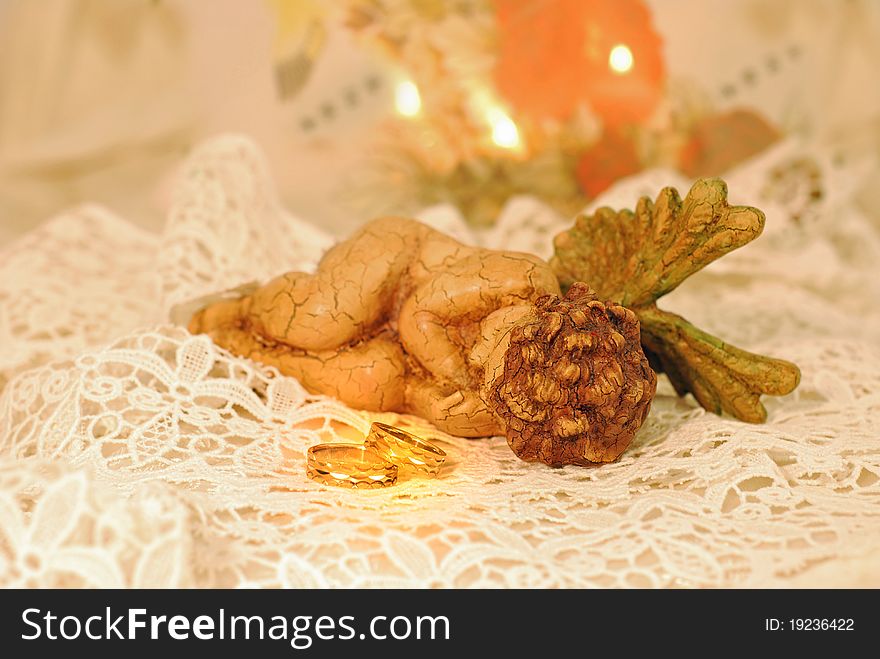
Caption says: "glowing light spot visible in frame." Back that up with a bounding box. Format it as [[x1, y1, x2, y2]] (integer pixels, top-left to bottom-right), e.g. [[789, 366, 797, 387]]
[[488, 107, 521, 149], [609, 44, 634, 74], [394, 80, 421, 116]]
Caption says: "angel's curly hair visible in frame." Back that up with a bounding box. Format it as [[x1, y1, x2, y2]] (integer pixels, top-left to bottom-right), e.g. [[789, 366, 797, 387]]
[[486, 282, 656, 466]]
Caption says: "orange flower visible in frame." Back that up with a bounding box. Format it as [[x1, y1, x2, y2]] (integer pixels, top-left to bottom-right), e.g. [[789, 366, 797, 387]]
[[493, 0, 665, 126]]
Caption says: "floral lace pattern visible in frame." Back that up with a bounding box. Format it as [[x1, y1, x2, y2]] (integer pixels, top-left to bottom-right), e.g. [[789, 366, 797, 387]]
[[1, 135, 879, 588]]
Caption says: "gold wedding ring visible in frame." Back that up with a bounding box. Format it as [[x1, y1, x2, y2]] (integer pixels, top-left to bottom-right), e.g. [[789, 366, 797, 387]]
[[365, 422, 447, 476], [307, 443, 398, 488]]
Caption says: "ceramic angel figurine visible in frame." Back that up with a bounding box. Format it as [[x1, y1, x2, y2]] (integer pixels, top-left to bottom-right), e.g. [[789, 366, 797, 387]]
[[190, 179, 800, 466]]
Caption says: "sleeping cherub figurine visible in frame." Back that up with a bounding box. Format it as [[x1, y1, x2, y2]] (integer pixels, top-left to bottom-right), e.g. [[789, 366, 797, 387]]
[[188, 217, 656, 467]]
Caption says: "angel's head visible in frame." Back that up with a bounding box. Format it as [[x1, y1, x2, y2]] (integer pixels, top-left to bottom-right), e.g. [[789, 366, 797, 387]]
[[484, 283, 656, 466]]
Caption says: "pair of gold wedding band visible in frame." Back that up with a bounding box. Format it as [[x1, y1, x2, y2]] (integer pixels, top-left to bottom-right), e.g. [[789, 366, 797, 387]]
[[307, 422, 447, 489]]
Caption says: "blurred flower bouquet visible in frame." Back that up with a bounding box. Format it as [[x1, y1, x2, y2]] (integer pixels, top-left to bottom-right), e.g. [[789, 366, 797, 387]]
[[344, 0, 780, 225]]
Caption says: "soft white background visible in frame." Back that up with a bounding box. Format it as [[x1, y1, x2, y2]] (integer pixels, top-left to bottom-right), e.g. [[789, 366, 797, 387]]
[[1, 0, 879, 243]]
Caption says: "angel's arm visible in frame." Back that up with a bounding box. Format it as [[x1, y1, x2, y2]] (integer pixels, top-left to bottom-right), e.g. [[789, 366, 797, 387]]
[[398, 251, 560, 386]]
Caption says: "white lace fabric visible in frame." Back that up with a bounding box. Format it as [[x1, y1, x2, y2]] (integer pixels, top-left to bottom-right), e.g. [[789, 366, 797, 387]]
[[1, 135, 879, 588]]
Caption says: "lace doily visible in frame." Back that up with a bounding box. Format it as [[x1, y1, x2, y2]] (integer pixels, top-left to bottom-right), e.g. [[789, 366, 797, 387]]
[[1, 135, 879, 588]]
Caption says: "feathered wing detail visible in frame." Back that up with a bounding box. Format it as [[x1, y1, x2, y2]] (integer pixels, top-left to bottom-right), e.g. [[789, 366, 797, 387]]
[[639, 305, 800, 423], [551, 178, 800, 423]]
